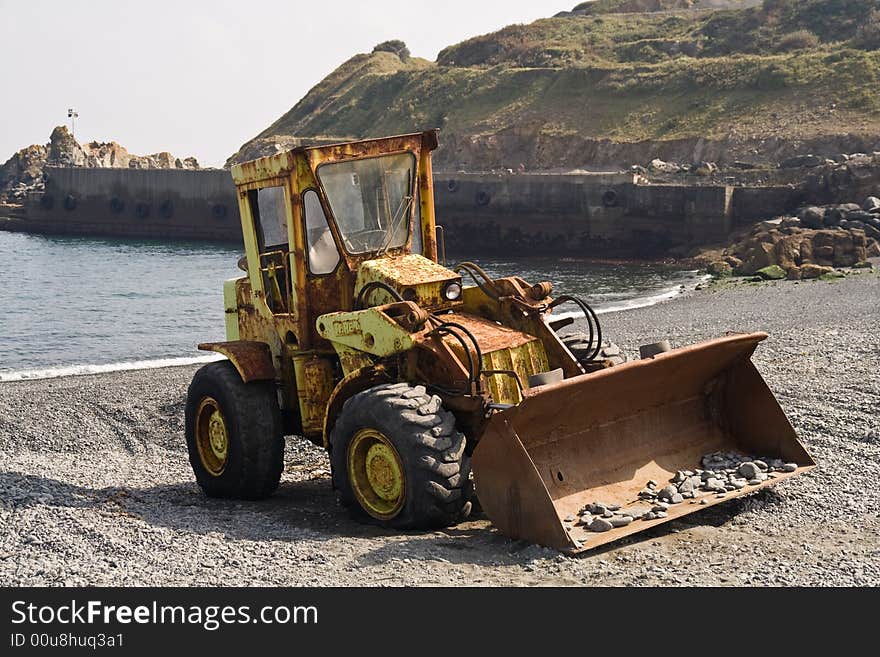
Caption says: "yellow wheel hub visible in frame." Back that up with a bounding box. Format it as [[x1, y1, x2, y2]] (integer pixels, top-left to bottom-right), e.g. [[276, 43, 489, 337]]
[[195, 397, 229, 476], [347, 428, 405, 520]]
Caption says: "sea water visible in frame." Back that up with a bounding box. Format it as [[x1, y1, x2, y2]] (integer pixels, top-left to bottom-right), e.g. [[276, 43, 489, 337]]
[[0, 231, 704, 380]]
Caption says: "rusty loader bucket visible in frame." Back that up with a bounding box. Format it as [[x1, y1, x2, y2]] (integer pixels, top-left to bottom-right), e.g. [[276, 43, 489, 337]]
[[471, 332, 815, 552]]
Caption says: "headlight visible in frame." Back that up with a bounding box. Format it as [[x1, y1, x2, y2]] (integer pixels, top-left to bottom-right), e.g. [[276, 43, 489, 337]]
[[444, 281, 462, 301]]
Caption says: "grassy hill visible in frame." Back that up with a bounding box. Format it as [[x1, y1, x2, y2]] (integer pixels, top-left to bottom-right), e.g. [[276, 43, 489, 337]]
[[228, 0, 880, 169]]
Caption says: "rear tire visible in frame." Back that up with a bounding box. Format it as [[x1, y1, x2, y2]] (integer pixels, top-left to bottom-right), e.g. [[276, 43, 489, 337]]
[[185, 361, 283, 500], [330, 382, 469, 529]]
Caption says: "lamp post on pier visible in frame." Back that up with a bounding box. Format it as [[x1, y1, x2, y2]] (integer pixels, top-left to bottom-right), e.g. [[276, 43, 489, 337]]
[[67, 108, 78, 138]]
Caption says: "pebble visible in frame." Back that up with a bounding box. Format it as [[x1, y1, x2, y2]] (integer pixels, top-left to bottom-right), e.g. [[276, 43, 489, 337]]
[[783, 463, 798, 473], [655, 511, 668, 518], [564, 515, 575, 523], [657, 485, 677, 501], [587, 502, 607, 514], [602, 511, 614, 518], [738, 462, 761, 479], [652, 503, 669, 512], [643, 512, 657, 521], [669, 493, 683, 504], [588, 518, 614, 533], [606, 504, 621, 512], [753, 460, 768, 471], [610, 516, 633, 528], [647, 480, 658, 488], [748, 478, 762, 486], [700, 499, 708, 505]]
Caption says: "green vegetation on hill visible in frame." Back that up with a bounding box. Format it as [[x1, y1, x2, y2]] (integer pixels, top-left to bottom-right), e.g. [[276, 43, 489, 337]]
[[228, 0, 880, 168]]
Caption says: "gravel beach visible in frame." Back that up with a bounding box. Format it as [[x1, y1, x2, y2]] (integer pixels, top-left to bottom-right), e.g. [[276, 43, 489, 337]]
[[1, 271, 878, 586]]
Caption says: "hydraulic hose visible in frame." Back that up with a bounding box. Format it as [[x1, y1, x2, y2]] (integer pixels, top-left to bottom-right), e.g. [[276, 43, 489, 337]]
[[429, 319, 484, 386], [547, 295, 602, 363], [354, 281, 404, 310], [453, 262, 499, 300]]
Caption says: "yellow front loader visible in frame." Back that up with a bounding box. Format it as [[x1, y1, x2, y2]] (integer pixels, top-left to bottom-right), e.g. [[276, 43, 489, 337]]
[[184, 130, 814, 552]]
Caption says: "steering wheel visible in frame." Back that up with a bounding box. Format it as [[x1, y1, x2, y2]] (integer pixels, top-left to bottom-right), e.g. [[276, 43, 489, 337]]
[[344, 229, 387, 253]]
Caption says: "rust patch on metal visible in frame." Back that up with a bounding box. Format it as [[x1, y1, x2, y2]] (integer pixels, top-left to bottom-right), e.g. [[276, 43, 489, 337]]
[[198, 341, 276, 383]]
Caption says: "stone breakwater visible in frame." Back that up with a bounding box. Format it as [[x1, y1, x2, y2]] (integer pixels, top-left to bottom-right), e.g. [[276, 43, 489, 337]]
[[708, 195, 880, 280]]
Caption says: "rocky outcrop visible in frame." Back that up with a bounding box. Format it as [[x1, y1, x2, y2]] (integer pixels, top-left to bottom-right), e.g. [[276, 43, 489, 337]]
[[0, 144, 48, 197], [1, 126, 200, 195], [709, 196, 880, 278]]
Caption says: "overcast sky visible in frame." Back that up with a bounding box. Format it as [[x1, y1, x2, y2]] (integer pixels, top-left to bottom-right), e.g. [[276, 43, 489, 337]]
[[0, 0, 565, 167]]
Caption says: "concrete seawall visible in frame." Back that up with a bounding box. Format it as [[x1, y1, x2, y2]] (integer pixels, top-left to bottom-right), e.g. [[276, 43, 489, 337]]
[[20, 167, 241, 242], [434, 172, 802, 256], [3, 167, 804, 255]]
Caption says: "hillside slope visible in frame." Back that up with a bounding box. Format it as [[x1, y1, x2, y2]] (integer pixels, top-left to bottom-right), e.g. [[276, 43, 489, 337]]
[[228, 0, 880, 169]]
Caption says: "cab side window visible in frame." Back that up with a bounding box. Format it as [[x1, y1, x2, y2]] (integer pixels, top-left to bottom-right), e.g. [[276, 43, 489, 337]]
[[304, 190, 340, 275], [250, 186, 288, 250]]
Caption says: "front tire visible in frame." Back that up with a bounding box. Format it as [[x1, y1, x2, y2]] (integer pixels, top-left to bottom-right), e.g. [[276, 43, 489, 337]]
[[330, 383, 469, 529], [185, 361, 283, 500]]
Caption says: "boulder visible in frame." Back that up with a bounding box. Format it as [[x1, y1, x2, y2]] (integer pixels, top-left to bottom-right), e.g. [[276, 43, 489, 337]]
[[798, 206, 824, 229], [774, 235, 803, 269], [847, 210, 875, 222], [759, 217, 784, 231], [707, 260, 733, 277], [737, 242, 775, 275], [649, 158, 681, 174], [723, 255, 743, 270], [780, 154, 824, 169], [823, 208, 843, 227], [693, 161, 718, 177], [801, 264, 833, 279], [756, 265, 786, 280]]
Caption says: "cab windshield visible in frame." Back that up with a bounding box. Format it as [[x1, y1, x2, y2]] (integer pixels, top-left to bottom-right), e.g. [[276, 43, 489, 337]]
[[316, 153, 415, 254]]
